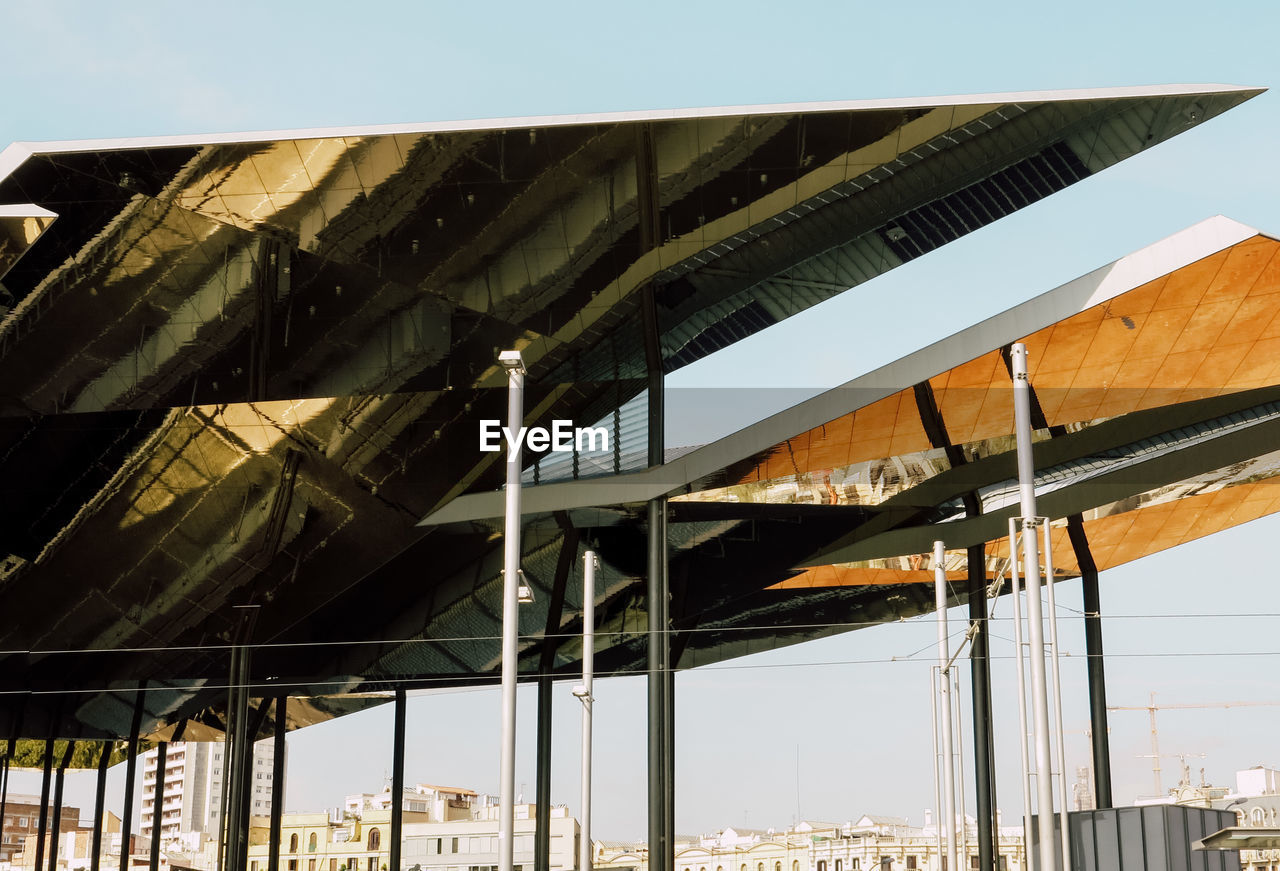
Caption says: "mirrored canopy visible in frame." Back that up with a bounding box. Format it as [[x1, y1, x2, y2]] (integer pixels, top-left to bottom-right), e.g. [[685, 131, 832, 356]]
[[0, 86, 1261, 742]]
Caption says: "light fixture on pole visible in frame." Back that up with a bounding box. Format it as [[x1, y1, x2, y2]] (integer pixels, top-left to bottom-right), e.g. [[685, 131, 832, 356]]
[[497, 348, 525, 871], [516, 570, 535, 604]]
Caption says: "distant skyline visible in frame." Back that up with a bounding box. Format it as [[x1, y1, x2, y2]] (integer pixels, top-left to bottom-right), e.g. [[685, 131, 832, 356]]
[[3, 0, 1279, 844]]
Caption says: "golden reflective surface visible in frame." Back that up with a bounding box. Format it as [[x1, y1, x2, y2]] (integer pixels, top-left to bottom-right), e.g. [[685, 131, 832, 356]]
[[0, 88, 1262, 738]]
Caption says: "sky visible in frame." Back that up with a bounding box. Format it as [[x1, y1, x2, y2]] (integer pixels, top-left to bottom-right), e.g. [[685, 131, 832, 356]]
[[3, 0, 1280, 844]]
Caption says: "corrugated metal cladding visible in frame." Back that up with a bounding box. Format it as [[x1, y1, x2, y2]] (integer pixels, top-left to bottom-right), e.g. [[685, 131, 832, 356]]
[[1028, 806, 1239, 871]]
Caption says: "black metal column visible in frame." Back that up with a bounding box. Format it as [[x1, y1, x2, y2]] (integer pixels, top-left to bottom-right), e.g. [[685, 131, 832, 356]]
[[0, 737, 11, 859], [968, 543, 997, 871], [92, 741, 112, 871], [269, 696, 286, 871], [1069, 517, 1112, 808], [224, 606, 259, 871], [49, 742, 71, 871], [390, 688, 406, 871], [637, 118, 672, 871], [34, 736, 54, 871], [535, 519, 577, 871], [120, 686, 145, 871], [149, 742, 167, 871]]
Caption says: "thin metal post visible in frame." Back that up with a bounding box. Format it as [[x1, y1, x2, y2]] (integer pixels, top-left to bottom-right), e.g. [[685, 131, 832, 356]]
[[35, 736, 54, 871], [647, 497, 669, 871], [121, 687, 145, 871], [1010, 343, 1059, 871], [1008, 519, 1033, 871], [225, 606, 258, 871], [0, 748, 8, 864], [1041, 523, 1071, 870], [390, 688, 406, 871], [935, 542, 957, 871], [535, 671, 553, 871], [931, 668, 944, 867], [49, 742, 71, 871], [953, 668, 968, 869], [1070, 515, 1113, 809], [269, 697, 286, 871], [149, 742, 168, 871], [968, 542, 996, 871], [498, 349, 526, 871], [576, 551, 598, 871], [92, 741, 112, 871]]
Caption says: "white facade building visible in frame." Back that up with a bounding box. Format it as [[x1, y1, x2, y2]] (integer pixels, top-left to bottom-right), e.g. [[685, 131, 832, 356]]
[[141, 741, 282, 843]]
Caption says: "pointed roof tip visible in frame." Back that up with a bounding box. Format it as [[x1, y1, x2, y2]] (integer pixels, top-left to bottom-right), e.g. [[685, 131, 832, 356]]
[[3, 83, 1263, 156]]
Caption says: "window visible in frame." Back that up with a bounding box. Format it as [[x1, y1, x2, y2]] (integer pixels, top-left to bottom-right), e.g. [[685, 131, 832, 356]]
[[971, 858, 979, 870], [289, 862, 298, 871], [759, 864, 764, 871], [368, 859, 376, 871], [311, 833, 319, 852], [837, 861, 842, 871], [819, 863, 827, 871], [907, 858, 917, 871], [252, 863, 259, 871], [453, 838, 459, 854], [18, 818, 27, 828], [853, 862, 860, 871], [291, 834, 300, 853], [999, 857, 1008, 871], [309, 861, 316, 871], [331, 860, 338, 871], [369, 829, 381, 851]]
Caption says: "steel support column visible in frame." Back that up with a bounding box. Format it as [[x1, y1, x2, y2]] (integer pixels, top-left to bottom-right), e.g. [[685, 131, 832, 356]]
[[637, 116, 672, 871], [536, 517, 578, 871], [0, 750, 8, 859], [150, 742, 167, 871], [224, 606, 259, 871], [269, 695, 287, 871], [1068, 516, 1112, 808], [390, 688, 406, 871], [120, 687, 145, 871], [34, 736, 54, 871], [50, 742, 71, 871], [92, 741, 112, 871], [968, 543, 997, 871]]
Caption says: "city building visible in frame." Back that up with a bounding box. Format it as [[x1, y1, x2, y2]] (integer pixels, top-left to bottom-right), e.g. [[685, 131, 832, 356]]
[[141, 741, 283, 844], [1208, 767, 1280, 871], [344, 785, 478, 822], [1, 795, 81, 866], [402, 803, 578, 871]]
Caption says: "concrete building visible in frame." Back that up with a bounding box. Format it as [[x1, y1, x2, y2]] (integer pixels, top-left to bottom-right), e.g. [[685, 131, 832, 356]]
[[1206, 767, 1280, 871], [141, 741, 282, 844], [402, 803, 577, 871], [1, 795, 82, 866], [344, 785, 478, 822]]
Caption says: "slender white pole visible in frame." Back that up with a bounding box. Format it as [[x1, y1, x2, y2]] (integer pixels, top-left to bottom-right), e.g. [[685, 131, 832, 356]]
[[932, 667, 944, 868], [499, 350, 526, 871], [1009, 519, 1034, 871], [953, 666, 968, 868], [935, 541, 958, 871], [1041, 523, 1072, 870], [1010, 343, 1059, 871], [579, 550, 598, 871]]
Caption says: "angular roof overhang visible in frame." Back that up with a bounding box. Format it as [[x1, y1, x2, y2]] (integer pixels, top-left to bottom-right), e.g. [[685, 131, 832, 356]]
[[0, 86, 1262, 747]]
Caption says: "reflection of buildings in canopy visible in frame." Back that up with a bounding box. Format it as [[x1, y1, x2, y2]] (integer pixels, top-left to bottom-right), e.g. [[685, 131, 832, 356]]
[[0, 84, 1266, 743]]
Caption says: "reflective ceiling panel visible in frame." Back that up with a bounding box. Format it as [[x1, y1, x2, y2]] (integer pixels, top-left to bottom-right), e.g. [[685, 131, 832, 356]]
[[0, 87, 1263, 741]]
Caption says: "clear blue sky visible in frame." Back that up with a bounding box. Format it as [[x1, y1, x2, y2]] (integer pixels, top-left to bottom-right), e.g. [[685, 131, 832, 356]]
[[3, 0, 1279, 842]]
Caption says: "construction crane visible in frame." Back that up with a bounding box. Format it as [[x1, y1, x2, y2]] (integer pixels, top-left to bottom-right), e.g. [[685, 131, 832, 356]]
[[1108, 694, 1280, 796]]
